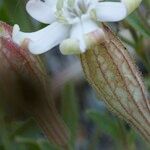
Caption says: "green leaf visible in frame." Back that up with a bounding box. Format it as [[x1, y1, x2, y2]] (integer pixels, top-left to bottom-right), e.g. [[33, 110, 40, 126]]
[[37, 139, 59, 150], [15, 137, 41, 150], [87, 110, 137, 149], [10, 119, 41, 139], [87, 109, 121, 139], [126, 12, 150, 38], [2, 0, 34, 31], [61, 82, 79, 147]]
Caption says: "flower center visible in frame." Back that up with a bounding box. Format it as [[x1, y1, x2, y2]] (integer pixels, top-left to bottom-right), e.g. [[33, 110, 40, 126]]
[[55, 0, 93, 24]]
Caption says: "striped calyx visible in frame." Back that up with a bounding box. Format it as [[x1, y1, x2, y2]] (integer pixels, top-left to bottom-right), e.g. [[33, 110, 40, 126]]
[[0, 21, 70, 148], [80, 24, 150, 142]]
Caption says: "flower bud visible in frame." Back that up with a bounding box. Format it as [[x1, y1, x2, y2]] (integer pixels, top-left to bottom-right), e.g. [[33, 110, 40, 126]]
[[123, 0, 142, 15], [0, 21, 70, 148], [80, 23, 150, 142]]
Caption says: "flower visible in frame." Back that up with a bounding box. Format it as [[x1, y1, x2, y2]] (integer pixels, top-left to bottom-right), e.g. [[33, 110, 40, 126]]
[[12, 0, 142, 55]]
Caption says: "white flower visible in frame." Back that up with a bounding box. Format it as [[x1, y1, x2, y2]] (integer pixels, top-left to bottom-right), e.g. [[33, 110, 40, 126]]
[[12, 0, 142, 55]]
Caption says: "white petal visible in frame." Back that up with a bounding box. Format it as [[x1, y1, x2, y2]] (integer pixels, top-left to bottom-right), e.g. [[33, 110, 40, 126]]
[[26, 0, 57, 24], [122, 0, 142, 15], [12, 22, 70, 54], [45, 0, 57, 5], [70, 19, 99, 53], [95, 2, 127, 22]]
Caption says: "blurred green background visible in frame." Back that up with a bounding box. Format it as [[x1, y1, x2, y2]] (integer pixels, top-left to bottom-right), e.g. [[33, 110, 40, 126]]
[[0, 0, 150, 149]]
